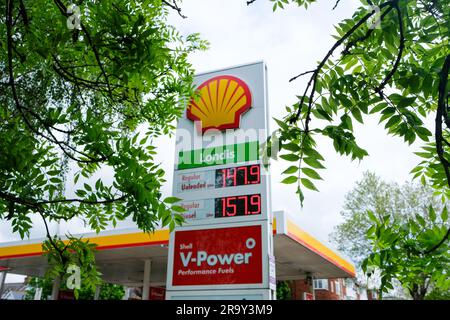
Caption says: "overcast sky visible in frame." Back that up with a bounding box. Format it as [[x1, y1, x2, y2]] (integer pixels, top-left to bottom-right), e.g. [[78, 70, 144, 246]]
[[2, 0, 428, 282]]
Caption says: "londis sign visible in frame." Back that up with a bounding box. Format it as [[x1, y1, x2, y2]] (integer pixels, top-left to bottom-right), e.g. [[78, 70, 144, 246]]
[[168, 224, 266, 288], [177, 141, 259, 170]]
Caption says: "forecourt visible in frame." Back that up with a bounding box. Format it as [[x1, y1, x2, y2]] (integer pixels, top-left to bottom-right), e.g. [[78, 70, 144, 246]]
[[0, 211, 355, 298]]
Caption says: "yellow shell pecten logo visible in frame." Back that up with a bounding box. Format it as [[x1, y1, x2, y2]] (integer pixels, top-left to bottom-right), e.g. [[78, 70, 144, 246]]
[[187, 75, 252, 133]]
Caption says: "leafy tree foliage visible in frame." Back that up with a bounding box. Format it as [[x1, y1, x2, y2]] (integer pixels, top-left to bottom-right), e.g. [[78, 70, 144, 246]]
[[330, 171, 445, 267], [24, 277, 53, 300], [249, 0, 450, 299], [42, 234, 100, 298], [25, 276, 125, 300], [276, 280, 292, 300], [0, 0, 206, 294], [258, 0, 449, 249], [248, 0, 450, 290], [363, 202, 449, 299], [76, 282, 125, 300], [425, 287, 450, 300], [331, 171, 449, 299], [97, 283, 124, 300]]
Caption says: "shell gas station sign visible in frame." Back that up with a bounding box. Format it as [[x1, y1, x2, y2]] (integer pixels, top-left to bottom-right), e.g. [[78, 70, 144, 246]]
[[166, 62, 275, 299], [169, 223, 265, 287]]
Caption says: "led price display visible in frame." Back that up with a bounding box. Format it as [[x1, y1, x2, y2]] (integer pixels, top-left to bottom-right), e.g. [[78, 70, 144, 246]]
[[215, 164, 260, 188], [215, 194, 262, 218]]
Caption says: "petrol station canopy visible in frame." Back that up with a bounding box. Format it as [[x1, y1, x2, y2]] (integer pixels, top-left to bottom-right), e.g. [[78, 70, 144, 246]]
[[0, 211, 355, 287]]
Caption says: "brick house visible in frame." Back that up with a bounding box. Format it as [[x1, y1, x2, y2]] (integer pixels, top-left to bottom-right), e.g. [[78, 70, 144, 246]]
[[286, 278, 314, 300], [283, 278, 379, 300], [313, 278, 346, 300]]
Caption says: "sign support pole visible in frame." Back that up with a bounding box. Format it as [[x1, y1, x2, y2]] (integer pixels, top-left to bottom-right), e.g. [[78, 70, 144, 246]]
[[142, 259, 152, 300], [50, 276, 60, 300], [166, 61, 274, 300], [0, 271, 6, 298]]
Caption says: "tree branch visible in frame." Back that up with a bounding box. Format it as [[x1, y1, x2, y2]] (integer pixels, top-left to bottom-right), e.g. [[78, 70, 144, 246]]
[[375, 2, 405, 94], [332, 0, 341, 10], [6, 0, 110, 165], [41, 195, 127, 205], [289, 70, 315, 82], [53, 0, 114, 99], [434, 54, 450, 188], [0, 190, 127, 208], [342, 5, 394, 56], [37, 209, 68, 267], [18, 0, 29, 27], [424, 54, 450, 255], [289, 1, 394, 126], [162, 0, 187, 18]]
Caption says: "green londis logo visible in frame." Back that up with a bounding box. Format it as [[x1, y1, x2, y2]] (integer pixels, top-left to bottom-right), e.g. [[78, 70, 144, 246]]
[[178, 141, 259, 170]]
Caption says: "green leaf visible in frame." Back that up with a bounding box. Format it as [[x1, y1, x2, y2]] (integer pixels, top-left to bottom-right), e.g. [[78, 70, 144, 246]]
[[428, 205, 436, 222], [416, 214, 426, 227], [282, 166, 299, 174], [283, 143, 301, 152], [366, 225, 376, 236], [441, 207, 448, 222], [416, 127, 432, 141], [161, 214, 171, 227], [303, 157, 325, 169], [281, 176, 298, 184], [301, 167, 323, 180], [397, 97, 416, 108], [409, 219, 420, 234], [315, 108, 332, 121], [370, 103, 388, 114], [303, 148, 325, 161], [414, 152, 433, 159], [353, 65, 363, 74], [140, 136, 149, 145], [274, 117, 289, 131], [280, 153, 300, 162], [300, 178, 318, 191], [379, 108, 395, 123], [340, 114, 353, 131], [171, 205, 186, 213], [296, 186, 305, 207], [361, 258, 368, 274], [164, 197, 182, 204], [384, 115, 401, 129], [367, 210, 378, 223], [41, 158, 58, 167], [75, 189, 87, 197], [339, 95, 353, 109], [351, 108, 363, 123]]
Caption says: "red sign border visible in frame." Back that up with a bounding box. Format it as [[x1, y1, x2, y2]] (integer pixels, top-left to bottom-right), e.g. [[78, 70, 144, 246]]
[[166, 221, 269, 291]]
